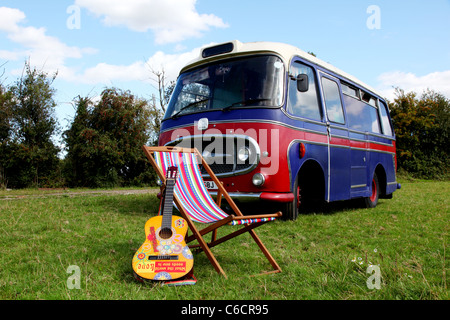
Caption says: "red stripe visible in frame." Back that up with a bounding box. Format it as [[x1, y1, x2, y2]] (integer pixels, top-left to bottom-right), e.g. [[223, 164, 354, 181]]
[[159, 122, 395, 155]]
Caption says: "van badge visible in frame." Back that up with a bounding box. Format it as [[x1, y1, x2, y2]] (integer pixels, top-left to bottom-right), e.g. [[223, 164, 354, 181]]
[[197, 118, 209, 131]]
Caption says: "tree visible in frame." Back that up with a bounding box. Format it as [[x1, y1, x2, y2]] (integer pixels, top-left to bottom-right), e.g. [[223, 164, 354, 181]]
[[0, 81, 13, 188], [62, 96, 93, 187], [2, 62, 61, 188], [64, 88, 156, 187], [0, 84, 12, 143], [147, 68, 175, 145], [389, 88, 449, 179]]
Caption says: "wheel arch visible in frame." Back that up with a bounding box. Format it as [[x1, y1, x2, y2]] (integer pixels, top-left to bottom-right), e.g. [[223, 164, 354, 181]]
[[296, 159, 326, 203], [373, 164, 387, 197]]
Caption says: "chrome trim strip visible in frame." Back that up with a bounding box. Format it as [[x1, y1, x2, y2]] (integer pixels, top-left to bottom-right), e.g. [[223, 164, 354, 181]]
[[208, 191, 262, 202], [350, 146, 396, 155]]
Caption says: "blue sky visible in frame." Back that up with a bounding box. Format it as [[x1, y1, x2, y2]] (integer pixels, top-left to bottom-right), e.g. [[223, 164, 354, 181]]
[[1, 0, 449, 136]]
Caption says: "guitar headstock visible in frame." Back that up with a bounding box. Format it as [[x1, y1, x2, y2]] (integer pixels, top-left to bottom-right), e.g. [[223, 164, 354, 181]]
[[166, 166, 179, 180]]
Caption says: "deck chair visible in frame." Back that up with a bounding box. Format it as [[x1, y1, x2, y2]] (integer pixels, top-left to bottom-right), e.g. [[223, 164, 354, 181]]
[[142, 145, 282, 278]]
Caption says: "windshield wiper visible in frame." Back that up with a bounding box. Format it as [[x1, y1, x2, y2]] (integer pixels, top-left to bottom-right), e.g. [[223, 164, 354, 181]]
[[171, 98, 210, 119], [221, 98, 271, 112]]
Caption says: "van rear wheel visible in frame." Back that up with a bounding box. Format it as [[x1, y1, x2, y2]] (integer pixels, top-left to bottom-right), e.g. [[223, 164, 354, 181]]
[[364, 174, 379, 208]]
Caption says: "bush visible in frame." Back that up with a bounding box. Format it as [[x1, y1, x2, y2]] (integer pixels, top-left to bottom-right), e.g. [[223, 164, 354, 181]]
[[63, 88, 160, 188], [0, 62, 61, 189], [389, 88, 449, 180]]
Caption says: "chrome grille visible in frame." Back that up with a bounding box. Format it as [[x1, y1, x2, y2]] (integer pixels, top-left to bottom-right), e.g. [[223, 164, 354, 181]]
[[166, 134, 260, 178]]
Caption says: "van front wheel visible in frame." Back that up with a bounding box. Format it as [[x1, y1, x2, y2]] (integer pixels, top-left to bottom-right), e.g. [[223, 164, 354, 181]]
[[283, 180, 300, 220]]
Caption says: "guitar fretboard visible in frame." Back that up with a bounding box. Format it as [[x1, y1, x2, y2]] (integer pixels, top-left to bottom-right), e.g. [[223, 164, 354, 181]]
[[161, 178, 176, 234]]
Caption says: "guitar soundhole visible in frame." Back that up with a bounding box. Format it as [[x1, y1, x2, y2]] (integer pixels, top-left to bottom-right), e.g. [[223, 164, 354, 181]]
[[159, 227, 173, 240]]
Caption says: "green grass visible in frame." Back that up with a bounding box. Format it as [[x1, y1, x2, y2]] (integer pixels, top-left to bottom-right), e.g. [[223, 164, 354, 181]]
[[0, 179, 448, 300]]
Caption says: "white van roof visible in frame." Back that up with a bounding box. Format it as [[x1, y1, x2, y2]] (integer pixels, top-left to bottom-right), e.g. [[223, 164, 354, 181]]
[[181, 40, 384, 99]]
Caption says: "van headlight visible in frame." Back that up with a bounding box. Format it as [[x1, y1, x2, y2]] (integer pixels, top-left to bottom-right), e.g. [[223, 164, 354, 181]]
[[237, 146, 250, 162], [252, 173, 265, 186]]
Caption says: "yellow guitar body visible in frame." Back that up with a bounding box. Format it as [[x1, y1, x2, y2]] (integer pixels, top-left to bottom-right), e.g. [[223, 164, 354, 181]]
[[132, 215, 194, 281]]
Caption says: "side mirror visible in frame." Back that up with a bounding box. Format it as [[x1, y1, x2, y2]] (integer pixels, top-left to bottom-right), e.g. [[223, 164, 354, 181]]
[[297, 74, 309, 92]]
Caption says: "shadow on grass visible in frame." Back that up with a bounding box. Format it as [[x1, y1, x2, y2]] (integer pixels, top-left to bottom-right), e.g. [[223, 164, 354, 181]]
[[300, 199, 366, 215], [234, 198, 372, 218]]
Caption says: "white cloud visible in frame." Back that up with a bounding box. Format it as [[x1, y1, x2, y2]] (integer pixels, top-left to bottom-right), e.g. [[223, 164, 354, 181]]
[[0, 49, 22, 61], [0, 7, 25, 33], [0, 4, 203, 87], [377, 70, 450, 101], [0, 6, 96, 77], [145, 48, 201, 81], [74, 46, 200, 85], [75, 0, 228, 44], [77, 61, 147, 84], [0, 5, 217, 88]]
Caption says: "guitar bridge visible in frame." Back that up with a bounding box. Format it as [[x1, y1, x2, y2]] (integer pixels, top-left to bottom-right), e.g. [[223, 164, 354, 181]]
[[148, 255, 179, 260]]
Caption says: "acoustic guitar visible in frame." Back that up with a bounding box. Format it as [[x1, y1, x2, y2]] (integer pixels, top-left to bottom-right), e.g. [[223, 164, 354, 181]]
[[132, 166, 194, 281]]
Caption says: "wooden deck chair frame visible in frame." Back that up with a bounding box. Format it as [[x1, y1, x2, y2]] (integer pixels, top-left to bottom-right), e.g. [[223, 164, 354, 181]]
[[142, 145, 282, 278]]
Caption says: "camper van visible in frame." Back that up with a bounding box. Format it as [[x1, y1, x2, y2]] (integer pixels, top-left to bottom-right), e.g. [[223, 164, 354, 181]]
[[158, 40, 400, 219]]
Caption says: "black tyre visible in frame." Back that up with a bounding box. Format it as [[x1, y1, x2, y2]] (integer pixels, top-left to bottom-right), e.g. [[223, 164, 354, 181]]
[[363, 173, 379, 208], [283, 179, 300, 220]]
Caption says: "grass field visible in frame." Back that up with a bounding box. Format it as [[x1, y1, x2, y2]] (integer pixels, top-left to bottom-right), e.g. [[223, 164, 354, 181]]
[[0, 179, 448, 300]]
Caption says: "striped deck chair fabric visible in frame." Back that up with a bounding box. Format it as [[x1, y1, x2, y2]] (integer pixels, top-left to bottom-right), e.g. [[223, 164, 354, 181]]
[[153, 151, 276, 226], [143, 146, 282, 278]]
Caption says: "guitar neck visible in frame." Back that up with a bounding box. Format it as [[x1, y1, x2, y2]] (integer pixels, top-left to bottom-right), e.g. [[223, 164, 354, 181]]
[[161, 178, 176, 229]]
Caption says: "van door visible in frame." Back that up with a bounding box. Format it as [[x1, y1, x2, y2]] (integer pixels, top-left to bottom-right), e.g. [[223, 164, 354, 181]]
[[320, 74, 351, 201]]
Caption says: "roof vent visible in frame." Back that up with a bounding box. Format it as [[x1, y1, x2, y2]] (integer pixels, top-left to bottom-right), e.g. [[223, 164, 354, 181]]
[[202, 42, 234, 58]]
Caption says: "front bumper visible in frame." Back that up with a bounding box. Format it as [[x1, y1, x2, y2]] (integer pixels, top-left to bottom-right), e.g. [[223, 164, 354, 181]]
[[209, 191, 294, 203]]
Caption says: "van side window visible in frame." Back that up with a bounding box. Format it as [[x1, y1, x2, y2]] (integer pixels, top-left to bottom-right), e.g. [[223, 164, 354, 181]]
[[361, 91, 377, 107], [379, 100, 393, 136], [322, 77, 345, 124], [344, 91, 381, 134], [341, 82, 359, 99], [346, 101, 381, 133], [287, 62, 321, 120]]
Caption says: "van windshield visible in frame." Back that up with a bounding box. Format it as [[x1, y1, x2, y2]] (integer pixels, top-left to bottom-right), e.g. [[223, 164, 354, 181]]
[[164, 55, 285, 119]]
